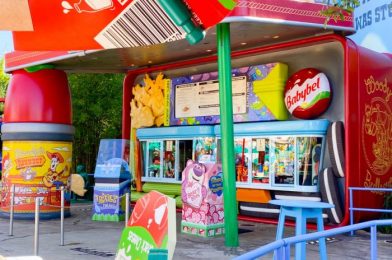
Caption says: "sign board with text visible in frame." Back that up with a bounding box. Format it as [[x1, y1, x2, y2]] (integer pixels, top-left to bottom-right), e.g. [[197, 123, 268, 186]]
[[116, 191, 176, 260]]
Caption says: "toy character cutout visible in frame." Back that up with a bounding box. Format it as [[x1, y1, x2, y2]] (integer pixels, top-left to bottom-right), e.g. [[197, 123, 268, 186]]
[[182, 160, 207, 209], [2, 153, 13, 180], [0, 153, 12, 205], [43, 152, 68, 188]]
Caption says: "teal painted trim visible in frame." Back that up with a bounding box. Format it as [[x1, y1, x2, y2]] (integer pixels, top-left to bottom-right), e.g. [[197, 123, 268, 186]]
[[214, 119, 330, 136], [217, 23, 239, 247], [136, 120, 329, 139], [137, 125, 215, 139]]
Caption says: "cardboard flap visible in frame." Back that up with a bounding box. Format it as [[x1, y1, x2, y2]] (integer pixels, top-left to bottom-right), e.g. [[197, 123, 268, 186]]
[[0, 0, 33, 31]]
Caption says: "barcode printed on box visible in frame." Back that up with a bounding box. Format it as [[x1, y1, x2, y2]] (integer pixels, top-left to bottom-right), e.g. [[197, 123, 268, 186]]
[[95, 0, 186, 48]]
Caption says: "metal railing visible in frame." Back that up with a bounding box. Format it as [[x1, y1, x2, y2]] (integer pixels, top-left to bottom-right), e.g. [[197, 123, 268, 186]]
[[2, 184, 131, 256], [349, 187, 392, 235], [234, 219, 392, 260]]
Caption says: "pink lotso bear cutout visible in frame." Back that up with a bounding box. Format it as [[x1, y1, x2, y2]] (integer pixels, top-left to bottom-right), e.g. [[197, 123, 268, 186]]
[[181, 160, 224, 237], [182, 160, 208, 208]]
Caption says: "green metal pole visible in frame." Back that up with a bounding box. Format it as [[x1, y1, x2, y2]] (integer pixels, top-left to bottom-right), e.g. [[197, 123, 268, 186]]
[[217, 23, 239, 247]]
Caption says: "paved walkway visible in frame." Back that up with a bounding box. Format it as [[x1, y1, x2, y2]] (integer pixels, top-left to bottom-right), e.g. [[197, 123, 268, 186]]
[[0, 203, 391, 259]]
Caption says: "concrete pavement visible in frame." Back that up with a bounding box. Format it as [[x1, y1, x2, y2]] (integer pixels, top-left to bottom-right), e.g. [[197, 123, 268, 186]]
[[0, 203, 391, 259]]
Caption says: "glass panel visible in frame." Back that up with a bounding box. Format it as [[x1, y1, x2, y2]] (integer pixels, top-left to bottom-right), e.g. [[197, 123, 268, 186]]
[[271, 137, 295, 185], [297, 137, 323, 186], [163, 140, 176, 179], [147, 141, 161, 178], [194, 137, 216, 163], [234, 138, 250, 183], [178, 140, 193, 181], [216, 139, 221, 163], [140, 141, 147, 177], [251, 138, 270, 184]]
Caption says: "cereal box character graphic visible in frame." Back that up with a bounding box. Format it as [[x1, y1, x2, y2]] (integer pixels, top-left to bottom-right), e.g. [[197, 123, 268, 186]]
[[43, 152, 68, 188], [182, 160, 207, 209]]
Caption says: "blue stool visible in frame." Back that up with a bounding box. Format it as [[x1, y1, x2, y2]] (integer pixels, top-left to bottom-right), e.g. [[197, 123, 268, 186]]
[[269, 199, 334, 260]]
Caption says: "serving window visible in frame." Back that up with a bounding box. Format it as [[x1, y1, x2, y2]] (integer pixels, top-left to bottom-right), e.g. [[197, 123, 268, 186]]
[[194, 137, 216, 163], [229, 135, 325, 192], [140, 133, 324, 191], [234, 138, 251, 183], [163, 140, 176, 179], [251, 138, 270, 184], [178, 140, 193, 181], [145, 141, 162, 178], [140, 137, 216, 183], [270, 137, 295, 186], [297, 137, 323, 187]]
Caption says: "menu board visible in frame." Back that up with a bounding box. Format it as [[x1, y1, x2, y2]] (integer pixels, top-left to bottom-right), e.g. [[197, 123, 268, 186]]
[[175, 76, 247, 118]]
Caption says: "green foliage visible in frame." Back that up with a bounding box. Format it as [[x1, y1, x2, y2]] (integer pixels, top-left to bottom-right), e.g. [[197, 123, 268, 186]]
[[0, 59, 10, 113], [320, 0, 360, 25], [379, 192, 392, 234], [69, 73, 124, 173]]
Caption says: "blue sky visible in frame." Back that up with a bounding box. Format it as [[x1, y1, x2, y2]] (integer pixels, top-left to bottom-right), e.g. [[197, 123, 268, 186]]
[[349, 0, 392, 53], [0, 31, 13, 58]]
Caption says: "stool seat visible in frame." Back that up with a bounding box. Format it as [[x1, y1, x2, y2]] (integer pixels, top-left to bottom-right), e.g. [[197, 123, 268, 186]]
[[269, 200, 334, 209], [269, 199, 334, 260]]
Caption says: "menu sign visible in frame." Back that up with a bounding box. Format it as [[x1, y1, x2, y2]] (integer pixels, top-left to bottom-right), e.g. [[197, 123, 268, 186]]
[[175, 76, 247, 118]]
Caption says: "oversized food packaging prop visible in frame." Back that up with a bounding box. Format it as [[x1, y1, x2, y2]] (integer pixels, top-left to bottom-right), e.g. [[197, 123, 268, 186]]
[[1, 69, 73, 220], [12, 0, 237, 50], [130, 73, 170, 128], [116, 191, 176, 260]]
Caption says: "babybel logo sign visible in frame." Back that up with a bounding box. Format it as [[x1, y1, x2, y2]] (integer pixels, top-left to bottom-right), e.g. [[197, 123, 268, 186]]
[[284, 68, 331, 119], [286, 75, 323, 112]]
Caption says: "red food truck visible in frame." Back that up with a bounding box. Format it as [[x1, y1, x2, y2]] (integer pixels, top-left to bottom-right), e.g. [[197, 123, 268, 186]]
[[2, 0, 391, 228]]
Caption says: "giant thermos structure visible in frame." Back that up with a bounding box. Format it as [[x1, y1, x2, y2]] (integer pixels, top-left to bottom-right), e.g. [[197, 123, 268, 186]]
[[0, 68, 74, 219]]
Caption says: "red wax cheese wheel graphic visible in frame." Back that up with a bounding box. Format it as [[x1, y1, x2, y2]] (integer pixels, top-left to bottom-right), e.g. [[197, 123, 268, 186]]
[[4, 69, 72, 124], [284, 68, 331, 119], [128, 191, 168, 248]]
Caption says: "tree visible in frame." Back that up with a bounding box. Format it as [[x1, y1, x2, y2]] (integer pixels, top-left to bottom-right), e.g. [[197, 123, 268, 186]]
[[0, 58, 10, 113], [68, 73, 124, 173], [321, 0, 360, 25]]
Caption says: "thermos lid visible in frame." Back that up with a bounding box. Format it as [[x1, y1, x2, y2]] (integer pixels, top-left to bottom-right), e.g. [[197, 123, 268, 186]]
[[4, 69, 72, 124]]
